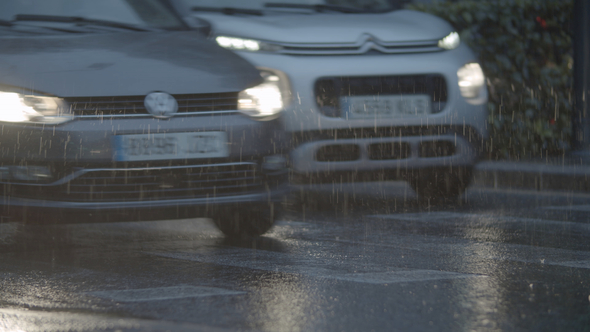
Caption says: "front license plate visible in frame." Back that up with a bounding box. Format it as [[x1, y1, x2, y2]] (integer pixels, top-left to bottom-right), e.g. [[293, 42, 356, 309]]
[[112, 132, 229, 161], [341, 94, 431, 119]]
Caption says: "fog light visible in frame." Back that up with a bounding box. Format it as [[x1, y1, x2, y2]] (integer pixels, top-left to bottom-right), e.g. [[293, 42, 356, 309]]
[[457, 63, 485, 98], [0, 166, 53, 182], [262, 155, 287, 171]]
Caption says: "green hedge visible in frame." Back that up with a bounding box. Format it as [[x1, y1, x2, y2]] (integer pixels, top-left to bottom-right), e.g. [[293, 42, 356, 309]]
[[408, 0, 573, 159]]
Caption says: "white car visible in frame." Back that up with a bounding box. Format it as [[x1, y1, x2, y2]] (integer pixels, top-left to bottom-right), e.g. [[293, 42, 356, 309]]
[[183, 0, 488, 200]]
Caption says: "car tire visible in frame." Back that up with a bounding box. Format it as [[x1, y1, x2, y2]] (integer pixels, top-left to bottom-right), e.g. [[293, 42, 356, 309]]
[[409, 167, 473, 202], [213, 203, 276, 238]]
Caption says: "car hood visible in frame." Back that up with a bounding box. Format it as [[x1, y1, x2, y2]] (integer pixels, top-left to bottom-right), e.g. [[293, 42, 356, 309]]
[[0, 31, 261, 97], [194, 9, 453, 44]]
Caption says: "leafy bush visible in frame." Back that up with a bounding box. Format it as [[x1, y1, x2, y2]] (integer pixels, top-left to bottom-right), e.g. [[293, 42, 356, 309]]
[[408, 0, 573, 159]]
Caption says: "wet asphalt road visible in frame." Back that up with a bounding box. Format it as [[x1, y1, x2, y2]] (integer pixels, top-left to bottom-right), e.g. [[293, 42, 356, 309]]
[[1, 182, 590, 332]]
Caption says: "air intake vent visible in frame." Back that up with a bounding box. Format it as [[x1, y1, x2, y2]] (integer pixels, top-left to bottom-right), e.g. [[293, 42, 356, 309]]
[[419, 141, 456, 158], [368, 142, 411, 160], [316, 144, 360, 162]]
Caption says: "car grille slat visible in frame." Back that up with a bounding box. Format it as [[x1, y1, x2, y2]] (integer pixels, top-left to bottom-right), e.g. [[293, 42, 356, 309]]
[[66, 182, 261, 198], [65, 92, 239, 117], [68, 174, 258, 192], [71, 168, 253, 183], [13, 163, 263, 202], [275, 40, 441, 56]]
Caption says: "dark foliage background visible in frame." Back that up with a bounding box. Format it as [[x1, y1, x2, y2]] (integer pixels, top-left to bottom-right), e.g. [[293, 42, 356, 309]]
[[408, 0, 573, 160]]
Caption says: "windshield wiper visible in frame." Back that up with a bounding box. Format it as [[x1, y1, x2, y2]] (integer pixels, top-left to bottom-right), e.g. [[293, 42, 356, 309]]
[[13, 15, 154, 32], [191, 6, 264, 16], [264, 2, 362, 13]]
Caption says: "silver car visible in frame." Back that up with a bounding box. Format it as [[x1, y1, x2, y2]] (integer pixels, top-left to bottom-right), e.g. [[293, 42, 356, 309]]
[[186, 0, 488, 200], [0, 0, 290, 237]]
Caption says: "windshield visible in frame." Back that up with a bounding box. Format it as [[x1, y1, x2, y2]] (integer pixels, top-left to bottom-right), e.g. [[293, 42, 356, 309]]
[[186, 0, 395, 13], [0, 0, 186, 30]]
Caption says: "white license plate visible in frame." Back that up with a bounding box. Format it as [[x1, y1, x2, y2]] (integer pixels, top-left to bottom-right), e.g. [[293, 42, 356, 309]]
[[341, 94, 431, 119], [112, 132, 229, 161]]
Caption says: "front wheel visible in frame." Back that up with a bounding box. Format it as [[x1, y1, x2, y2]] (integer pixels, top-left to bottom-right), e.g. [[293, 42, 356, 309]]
[[213, 203, 276, 238], [409, 167, 473, 202]]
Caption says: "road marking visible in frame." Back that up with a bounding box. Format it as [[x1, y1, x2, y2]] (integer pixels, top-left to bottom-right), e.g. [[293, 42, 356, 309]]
[[333, 270, 479, 284], [368, 212, 590, 269], [332, 238, 423, 252], [87, 285, 245, 302], [0, 308, 234, 332], [330, 235, 590, 271], [151, 210, 590, 287], [370, 211, 473, 221], [470, 186, 590, 198], [545, 205, 590, 212], [555, 260, 590, 269], [150, 250, 483, 285], [369, 212, 590, 231]]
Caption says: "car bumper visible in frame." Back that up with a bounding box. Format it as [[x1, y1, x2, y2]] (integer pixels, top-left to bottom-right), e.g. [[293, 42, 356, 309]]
[[1, 185, 290, 224], [0, 112, 290, 223], [237, 45, 488, 176], [290, 125, 482, 177]]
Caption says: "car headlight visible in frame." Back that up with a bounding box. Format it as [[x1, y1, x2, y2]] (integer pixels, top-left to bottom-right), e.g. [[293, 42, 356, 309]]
[[0, 92, 72, 124], [438, 32, 460, 50], [457, 63, 485, 99], [215, 36, 283, 53], [238, 68, 291, 120]]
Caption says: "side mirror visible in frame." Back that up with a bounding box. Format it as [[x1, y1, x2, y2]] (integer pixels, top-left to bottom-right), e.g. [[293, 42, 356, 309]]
[[166, 0, 212, 36], [183, 16, 212, 37], [390, 0, 413, 10]]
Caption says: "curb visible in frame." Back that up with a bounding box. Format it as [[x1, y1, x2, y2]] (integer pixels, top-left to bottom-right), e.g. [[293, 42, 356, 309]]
[[473, 161, 590, 193]]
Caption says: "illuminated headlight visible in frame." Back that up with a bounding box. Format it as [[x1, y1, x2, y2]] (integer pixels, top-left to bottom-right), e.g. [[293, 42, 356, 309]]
[[238, 69, 291, 120], [438, 32, 460, 50], [0, 92, 72, 124], [216, 36, 283, 52], [457, 63, 485, 99]]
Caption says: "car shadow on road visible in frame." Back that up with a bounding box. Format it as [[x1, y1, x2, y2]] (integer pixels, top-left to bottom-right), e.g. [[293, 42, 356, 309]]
[[0, 222, 81, 254], [218, 234, 287, 253], [283, 181, 474, 219]]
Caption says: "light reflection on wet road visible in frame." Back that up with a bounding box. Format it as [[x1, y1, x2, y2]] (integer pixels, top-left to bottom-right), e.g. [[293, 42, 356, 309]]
[[1, 182, 590, 331]]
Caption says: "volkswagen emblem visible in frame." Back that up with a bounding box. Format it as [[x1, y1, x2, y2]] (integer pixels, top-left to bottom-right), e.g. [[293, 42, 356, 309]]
[[144, 92, 178, 119]]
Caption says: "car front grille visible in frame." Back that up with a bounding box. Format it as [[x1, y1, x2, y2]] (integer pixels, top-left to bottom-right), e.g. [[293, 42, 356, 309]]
[[10, 163, 264, 202], [274, 39, 441, 56], [315, 74, 447, 117], [65, 92, 239, 117]]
